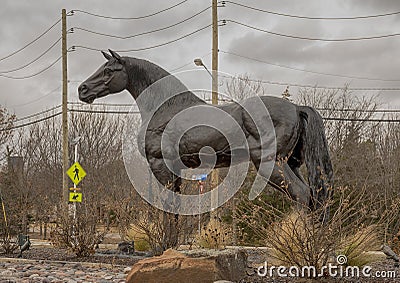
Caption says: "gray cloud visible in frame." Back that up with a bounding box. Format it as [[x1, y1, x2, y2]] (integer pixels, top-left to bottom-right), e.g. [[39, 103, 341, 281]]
[[0, 0, 399, 118]]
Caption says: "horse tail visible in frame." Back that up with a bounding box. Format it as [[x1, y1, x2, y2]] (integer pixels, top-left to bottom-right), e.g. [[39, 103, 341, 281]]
[[298, 106, 334, 213]]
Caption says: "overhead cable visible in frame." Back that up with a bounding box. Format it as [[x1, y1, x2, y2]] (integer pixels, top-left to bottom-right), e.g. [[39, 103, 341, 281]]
[[0, 38, 61, 74], [73, 24, 212, 53], [72, 6, 211, 40], [10, 86, 61, 108], [220, 50, 400, 82], [0, 57, 61, 80], [222, 1, 400, 20], [0, 18, 61, 62], [226, 19, 400, 42], [71, 0, 189, 20], [221, 74, 400, 91], [0, 111, 62, 132]]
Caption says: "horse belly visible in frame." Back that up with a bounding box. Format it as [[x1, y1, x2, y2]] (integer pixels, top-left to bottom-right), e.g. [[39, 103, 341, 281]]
[[178, 126, 248, 168]]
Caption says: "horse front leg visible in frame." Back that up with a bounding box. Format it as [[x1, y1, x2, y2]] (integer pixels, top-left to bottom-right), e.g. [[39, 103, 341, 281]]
[[148, 157, 181, 249]]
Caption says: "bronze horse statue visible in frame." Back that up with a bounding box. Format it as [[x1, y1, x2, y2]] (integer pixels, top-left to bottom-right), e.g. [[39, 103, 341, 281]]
[[78, 50, 333, 218]]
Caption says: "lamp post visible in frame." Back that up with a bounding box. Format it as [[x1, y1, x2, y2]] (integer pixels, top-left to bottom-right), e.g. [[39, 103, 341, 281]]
[[194, 58, 219, 213], [194, 58, 213, 78]]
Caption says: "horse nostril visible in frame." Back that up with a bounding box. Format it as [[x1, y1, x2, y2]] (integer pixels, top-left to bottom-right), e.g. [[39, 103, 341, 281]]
[[78, 84, 88, 95]]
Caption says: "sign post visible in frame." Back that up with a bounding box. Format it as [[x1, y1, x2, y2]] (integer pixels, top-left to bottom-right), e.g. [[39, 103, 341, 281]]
[[192, 174, 208, 237], [66, 161, 86, 223]]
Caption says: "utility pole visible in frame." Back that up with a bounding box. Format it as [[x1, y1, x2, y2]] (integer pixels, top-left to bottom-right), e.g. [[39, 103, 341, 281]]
[[212, 0, 218, 105], [61, 9, 69, 206], [211, 0, 219, 213]]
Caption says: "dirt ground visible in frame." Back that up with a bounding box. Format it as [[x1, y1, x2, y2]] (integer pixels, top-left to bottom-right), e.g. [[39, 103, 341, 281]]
[[2, 231, 400, 282]]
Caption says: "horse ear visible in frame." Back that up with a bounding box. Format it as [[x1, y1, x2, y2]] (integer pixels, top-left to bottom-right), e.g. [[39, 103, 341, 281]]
[[102, 51, 112, 61], [109, 49, 122, 62]]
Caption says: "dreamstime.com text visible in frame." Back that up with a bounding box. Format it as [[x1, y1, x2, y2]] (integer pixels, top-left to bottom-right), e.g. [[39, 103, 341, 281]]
[[257, 255, 396, 279]]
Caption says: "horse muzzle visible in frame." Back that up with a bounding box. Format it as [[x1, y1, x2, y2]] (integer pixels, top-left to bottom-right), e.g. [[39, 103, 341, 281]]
[[78, 83, 93, 103], [78, 83, 108, 104]]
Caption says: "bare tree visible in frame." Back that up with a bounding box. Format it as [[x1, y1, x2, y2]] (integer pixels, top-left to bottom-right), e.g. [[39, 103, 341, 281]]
[[224, 74, 265, 101]]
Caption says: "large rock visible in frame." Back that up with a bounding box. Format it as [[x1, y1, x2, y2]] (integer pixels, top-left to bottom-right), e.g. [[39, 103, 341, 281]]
[[126, 248, 247, 283]]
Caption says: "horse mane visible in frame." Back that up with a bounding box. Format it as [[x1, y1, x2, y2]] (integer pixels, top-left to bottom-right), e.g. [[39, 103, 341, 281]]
[[124, 57, 205, 116]]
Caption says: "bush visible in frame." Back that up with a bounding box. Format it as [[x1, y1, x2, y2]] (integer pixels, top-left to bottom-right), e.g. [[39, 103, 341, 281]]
[[51, 204, 109, 257], [196, 216, 231, 249], [235, 185, 392, 273]]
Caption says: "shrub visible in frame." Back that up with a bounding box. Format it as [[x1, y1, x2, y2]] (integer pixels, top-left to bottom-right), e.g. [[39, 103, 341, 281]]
[[196, 216, 231, 249], [51, 204, 109, 257], [235, 185, 392, 273]]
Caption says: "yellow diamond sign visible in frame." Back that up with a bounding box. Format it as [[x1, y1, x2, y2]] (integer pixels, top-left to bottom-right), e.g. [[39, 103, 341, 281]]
[[69, 192, 82, 202], [66, 162, 86, 185]]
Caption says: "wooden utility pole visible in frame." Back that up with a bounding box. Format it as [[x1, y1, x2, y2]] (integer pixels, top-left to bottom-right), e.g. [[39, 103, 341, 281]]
[[61, 9, 69, 206], [211, 0, 219, 212], [212, 0, 218, 105]]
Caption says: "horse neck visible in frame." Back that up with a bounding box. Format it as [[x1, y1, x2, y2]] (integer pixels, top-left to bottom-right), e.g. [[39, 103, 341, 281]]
[[124, 58, 205, 119]]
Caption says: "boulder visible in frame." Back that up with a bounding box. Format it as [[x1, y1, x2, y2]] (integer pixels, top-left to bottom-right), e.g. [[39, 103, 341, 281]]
[[126, 248, 247, 283]]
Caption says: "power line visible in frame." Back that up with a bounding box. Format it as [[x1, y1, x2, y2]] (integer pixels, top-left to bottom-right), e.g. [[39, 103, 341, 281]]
[[220, 50, 400, 82], [0, 111, 62, 132], [69, 102, 400, 113], [0, 37, 61, 74], [69, 108, 399, 122], [71, 0, 189, 20], [0, 18, 61, 62], [72, 6, 211, 40], [69, 108, 139, 114], [0, 56, 61, 80], [316, 107, 400, 113], [68, 101, 133, 107], [14, 104, 61, 123], [1, 104, 61, 125], [9, 86, 61, 108], [222, 1, 400, 20], [225, 19, 400, 42], [323, 117, 400, 122], [2, 105, 62, 126], [73, 24, 212, 53], [2, 105, 398, 132], [221, 74, 400, 91]]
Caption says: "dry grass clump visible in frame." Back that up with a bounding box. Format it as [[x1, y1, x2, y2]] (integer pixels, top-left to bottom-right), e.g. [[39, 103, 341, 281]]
[[338, 225, 382, 267], [236, 185, 396, 273], [196, 216, 231, 249], [264, 210, 335, 269]]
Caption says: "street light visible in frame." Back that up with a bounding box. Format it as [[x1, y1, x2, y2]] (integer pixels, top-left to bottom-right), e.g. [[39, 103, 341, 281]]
[[194, 58, 213, 79], [193, 58, 219, 213]]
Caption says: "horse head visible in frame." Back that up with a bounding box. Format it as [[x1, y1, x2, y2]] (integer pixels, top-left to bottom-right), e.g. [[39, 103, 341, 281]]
[[78, 49, 128, 104]]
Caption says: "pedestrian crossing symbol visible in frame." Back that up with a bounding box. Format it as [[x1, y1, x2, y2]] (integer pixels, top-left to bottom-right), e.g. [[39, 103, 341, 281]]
[[69, 192, 82, 202], [66, 162, 86, 185]]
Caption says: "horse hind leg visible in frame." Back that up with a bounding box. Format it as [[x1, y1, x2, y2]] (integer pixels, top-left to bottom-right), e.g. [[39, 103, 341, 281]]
[[270, 162, 310, 208], [248, 141, 310, 207]]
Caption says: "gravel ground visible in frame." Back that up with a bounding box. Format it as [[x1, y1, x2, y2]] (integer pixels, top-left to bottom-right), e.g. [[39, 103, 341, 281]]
[[242, 249, 400, 283], [2, 247, 400, 282], [1, 247, 142, 267]]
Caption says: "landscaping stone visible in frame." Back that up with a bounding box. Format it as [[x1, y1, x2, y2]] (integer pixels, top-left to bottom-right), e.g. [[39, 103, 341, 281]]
[[126, 248, 247, 283]]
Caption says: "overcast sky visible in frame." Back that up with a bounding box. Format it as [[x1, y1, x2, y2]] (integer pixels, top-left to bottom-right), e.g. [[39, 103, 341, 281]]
[[1, 0, 400, 118]]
